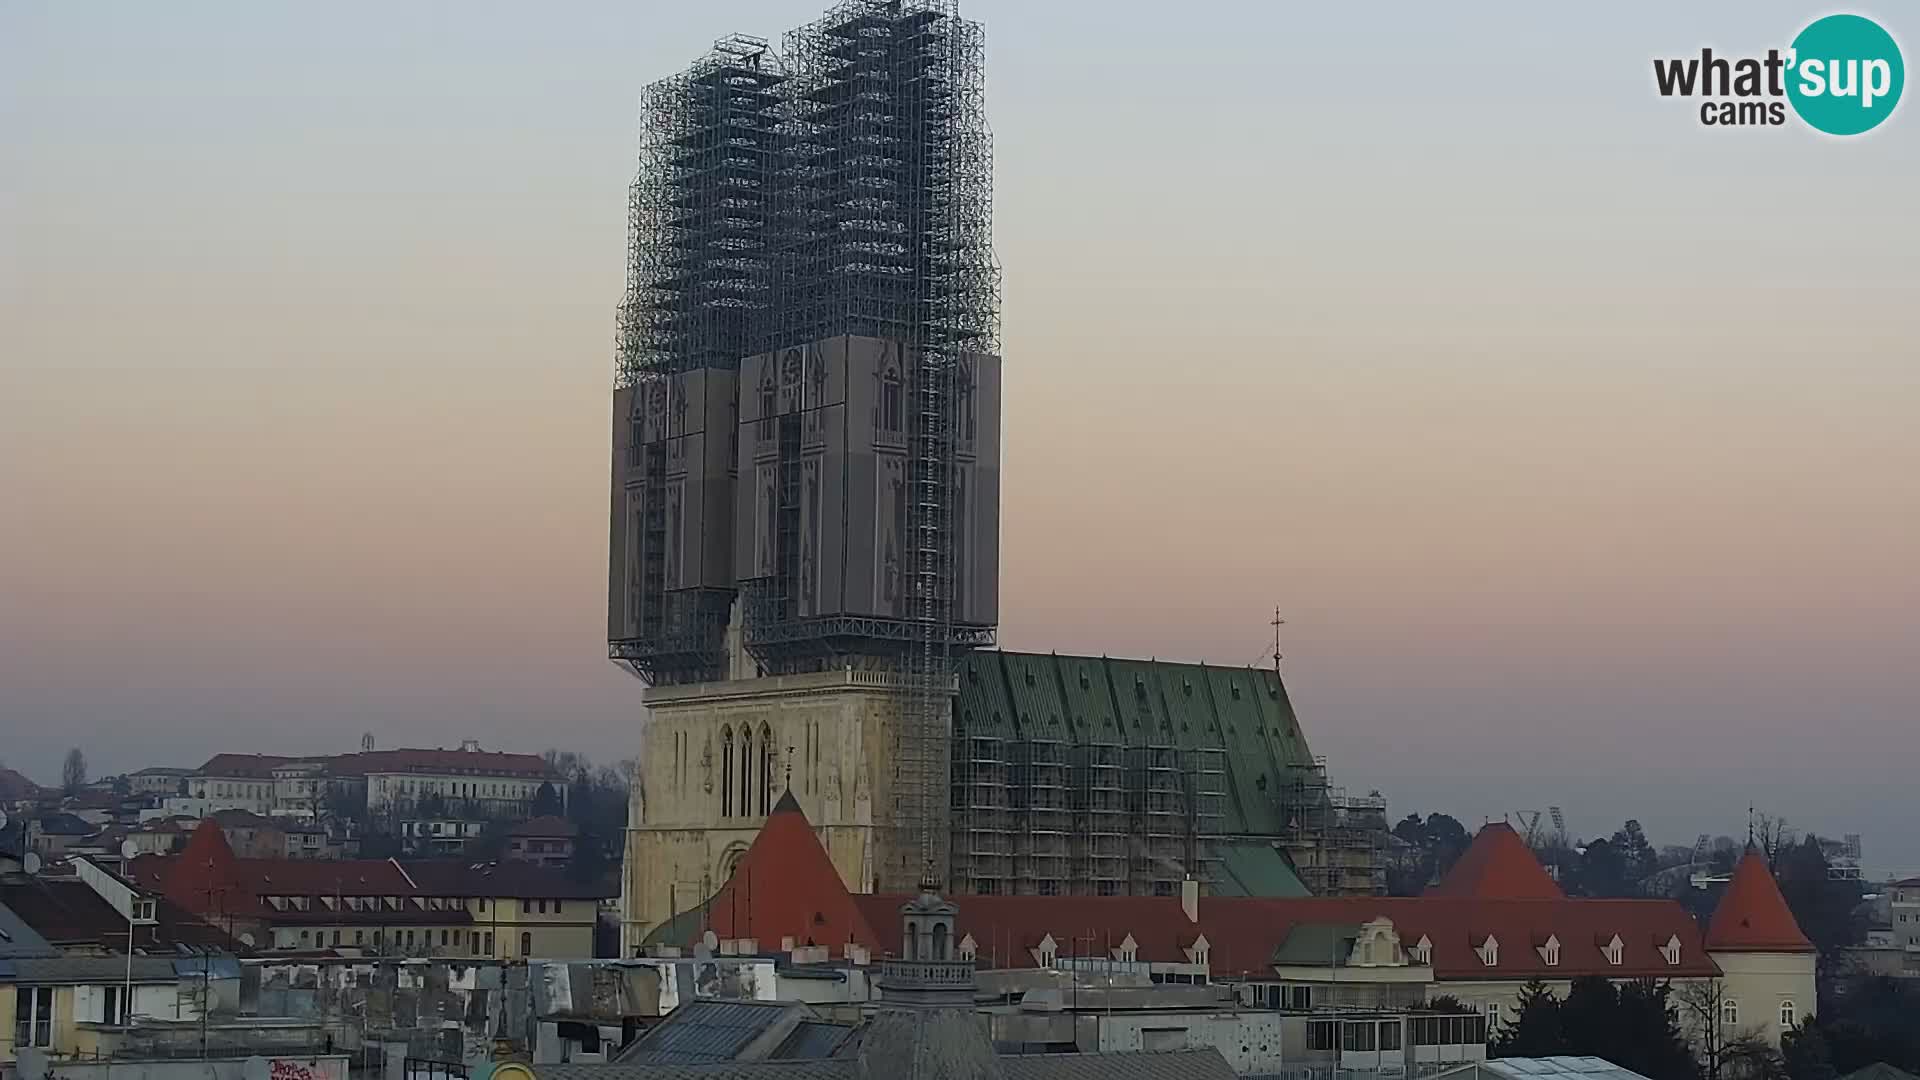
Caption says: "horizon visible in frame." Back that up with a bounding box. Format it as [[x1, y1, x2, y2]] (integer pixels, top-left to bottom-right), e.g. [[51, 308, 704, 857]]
[[4, 1, 1917, 873]]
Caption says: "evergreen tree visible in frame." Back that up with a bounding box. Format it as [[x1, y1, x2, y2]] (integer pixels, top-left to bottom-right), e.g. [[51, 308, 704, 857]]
[[1491, 979, 1563, 1058]]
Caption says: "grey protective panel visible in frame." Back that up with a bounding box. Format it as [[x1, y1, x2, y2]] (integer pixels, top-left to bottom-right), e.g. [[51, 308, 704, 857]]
[[608, 387, 635, 639], [732, 335, 999, 627]]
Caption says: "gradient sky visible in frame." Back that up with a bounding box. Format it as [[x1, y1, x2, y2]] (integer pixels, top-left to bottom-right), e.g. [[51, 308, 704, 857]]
[[4, 3, 1917, 871]]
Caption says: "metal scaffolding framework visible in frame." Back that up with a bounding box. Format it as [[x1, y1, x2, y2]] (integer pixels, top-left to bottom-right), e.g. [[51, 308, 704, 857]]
[[950, 737, 1224, 898], [774, 0, 997, 892], [1275, 756, 1389, 896], [614, 1, 999, 886]]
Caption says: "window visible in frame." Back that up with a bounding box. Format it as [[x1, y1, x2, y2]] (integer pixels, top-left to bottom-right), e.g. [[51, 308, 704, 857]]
[[537, 899, 547, 914], [1721, 999, 1739, 1026], [1662, 936, 1683, 965], [356, 930, 364, 944], [553, 901, 563, 915], [1307, 1020, 1338, 1052], [441, 929, 450, 947], [484, 932, 495, 954], [332, 930, 342, 947], [1604, 936, 1624, 965], [472, 935, 482, 957], [523, 899, 533, 914], [739, 726, 754, 817], [1342, 1021, 1378, 1052], [1485, 1001, 1502, 1025], [1477, 937, 1498, 967], [1279, 985, 1314, 1011], [16, 986, 54, 1048], [1379, 1021, 1402, 1051], [521, 932, 533, 957], [1540, 936, 1560, 966], [101, 985, 126, 1026], [721, 726, 734, 816], [300, 929, 310, 945], [1779, 1000, 1796, 1028]]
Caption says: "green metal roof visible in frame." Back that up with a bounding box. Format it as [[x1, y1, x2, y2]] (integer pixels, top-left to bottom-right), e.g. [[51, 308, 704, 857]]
[[955, 651, 1319, 838], [1270, 922, 1364, 967], [1212, 841, 1312, 899]]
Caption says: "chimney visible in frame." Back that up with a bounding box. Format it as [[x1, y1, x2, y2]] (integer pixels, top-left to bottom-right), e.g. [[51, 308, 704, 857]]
[[1181, 877, 1199, 924]]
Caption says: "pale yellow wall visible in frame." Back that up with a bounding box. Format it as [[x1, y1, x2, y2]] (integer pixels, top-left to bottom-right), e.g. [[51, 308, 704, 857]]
[[621, 669, 923, 953], [1, 988, 15, 1063], [1711, 950, 1817, 1047]]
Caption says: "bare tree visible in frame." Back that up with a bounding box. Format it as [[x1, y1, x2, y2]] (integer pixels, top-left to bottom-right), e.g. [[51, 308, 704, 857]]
[[62, 747, 88, 795], [1754, 812, 1794, 867], [1675, 978, 1784, 1080]]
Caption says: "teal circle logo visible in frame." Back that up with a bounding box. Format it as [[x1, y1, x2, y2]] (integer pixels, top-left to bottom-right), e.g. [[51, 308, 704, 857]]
[[1786, 14, 1904, 135]]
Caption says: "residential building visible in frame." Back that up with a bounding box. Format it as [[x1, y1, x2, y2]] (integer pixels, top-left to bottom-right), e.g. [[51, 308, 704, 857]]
[[206, 810, 286, 859], [24, 815, 98, 857], [1891, 877, 1920, 954], [508, 817, 578, 868], [123, 768, 193, 797], [637, 796, 1816, 1051], [398, 816, 486, 856], [128, 821, 613, 959], [183, 743, 559, 825]]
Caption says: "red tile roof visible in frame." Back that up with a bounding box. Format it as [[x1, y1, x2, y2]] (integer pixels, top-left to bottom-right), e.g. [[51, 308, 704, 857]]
[[669, 799, 1717, 983], [130, 820, 612, 924], [698, 790, 879, 950], [0, 766, 44, 801], [507, 815, 579, 838], [1704, 849, 1813, 953], [1426, 823, 1564, 900], [194, 748, 554, 780]]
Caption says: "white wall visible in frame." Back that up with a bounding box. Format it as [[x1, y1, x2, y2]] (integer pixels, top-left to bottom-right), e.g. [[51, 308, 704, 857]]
[[1094, 1011, 1287, 1076]]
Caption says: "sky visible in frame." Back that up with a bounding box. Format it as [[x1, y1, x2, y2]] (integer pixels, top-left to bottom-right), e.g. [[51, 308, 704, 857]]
[[3, 3, 1917, 871]]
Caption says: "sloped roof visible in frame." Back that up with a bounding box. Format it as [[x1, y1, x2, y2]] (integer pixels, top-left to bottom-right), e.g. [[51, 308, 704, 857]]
[[509, 815, 579, 838], [1704, 849, 1813, 953], [1427, 823, 1564, 900], [1450, 1057, 1655, 1080], [0, 767, 44, 802], [1837, 1065, 1920, 1080], [699, 790, 878, 950]]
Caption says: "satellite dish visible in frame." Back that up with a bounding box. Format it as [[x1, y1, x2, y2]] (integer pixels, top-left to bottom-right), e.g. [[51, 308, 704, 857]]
[[121, 839, 141, 860], [23, 852, 42, 875], [702, 929, 719, 951], [239, 932, 256, 948]]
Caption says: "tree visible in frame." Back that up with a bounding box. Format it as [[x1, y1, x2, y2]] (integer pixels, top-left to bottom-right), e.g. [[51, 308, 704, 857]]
[[1774, 836, 1866, 979], [1678, 978, 1780, 1080], [532, 781, 563, 818], [61, 748, 87, 795], [1780, 1023, 1836, 1080], [1489, 975, 1696, 1080], [1385, 812, 1472, 896], [1492, 980, 1563, 1058]]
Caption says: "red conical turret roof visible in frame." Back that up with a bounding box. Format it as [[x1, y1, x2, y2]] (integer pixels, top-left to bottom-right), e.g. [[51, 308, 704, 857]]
[[162, 819, 238, 909], [1427, 822, 1564, 900], [1705, 849, 1812, 952], [699, 790, 879, 951]]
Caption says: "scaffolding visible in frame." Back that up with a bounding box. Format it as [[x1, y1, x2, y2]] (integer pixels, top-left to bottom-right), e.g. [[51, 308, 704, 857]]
[[948, 737, 1220, 898], [612, 35, 786, 685], [1071, 742, 1129, 895], [774, 0, 997, 893], [1276, 756, 1389, 896]]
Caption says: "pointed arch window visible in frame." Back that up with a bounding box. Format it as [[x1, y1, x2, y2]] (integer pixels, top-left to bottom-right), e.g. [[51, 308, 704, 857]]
[[739, 726, 754, 818], [881, 367, 902, 432], [721, 727, 734, 817], [759, 723, 775, 815]]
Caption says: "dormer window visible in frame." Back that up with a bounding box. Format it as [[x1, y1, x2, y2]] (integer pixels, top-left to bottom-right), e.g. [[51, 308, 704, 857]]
[[1411, 936, 1432, 965], [1538, 935, 1560, 967], [1604, 935, 1624, 966], [1115, 933, 1138, 963], [1477, 936, 1499, 967], [1661, 936, 1682, 966], [1034, 933, 1058, 968], [958, 933, 977, 963], [1185, 934, 1210, 968]]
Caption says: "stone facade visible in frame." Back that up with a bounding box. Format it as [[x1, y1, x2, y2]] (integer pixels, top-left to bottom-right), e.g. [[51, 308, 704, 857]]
[[622, 667, 929, 953]]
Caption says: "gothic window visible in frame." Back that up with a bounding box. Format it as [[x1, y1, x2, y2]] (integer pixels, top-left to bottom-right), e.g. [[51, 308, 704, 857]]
[[759, 723, 775, 813], [881, 367, 902, 432], [721, 727, 734, 817], [739, 726, 755, 817]]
